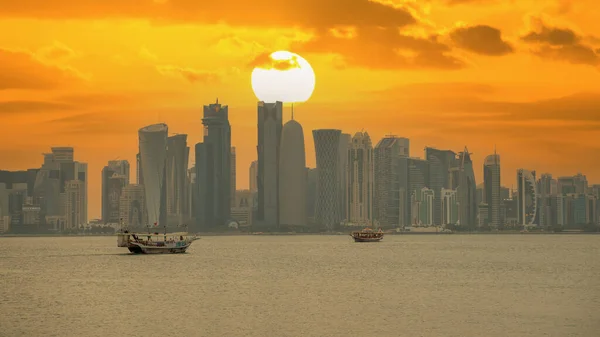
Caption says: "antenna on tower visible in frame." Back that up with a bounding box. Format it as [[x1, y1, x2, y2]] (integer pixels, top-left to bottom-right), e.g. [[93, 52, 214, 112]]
[[291, 103, 294, 120], [216, 97, 219, 104]]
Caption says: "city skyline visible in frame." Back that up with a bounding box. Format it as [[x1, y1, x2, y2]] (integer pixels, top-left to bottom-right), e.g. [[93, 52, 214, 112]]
[[2, 1, 600, 220]]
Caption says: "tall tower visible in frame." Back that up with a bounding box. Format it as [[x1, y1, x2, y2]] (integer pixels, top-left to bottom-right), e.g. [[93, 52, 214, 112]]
[[374, 136, 409, 228], [425, 147, 457, 225], [484, 151, 501, 228], [195, 100, 231, 229], [138, 123, 168, 227], [347, 131, 373, 225], [249, 161, 258, 193], [166, 134, 188, 225], [517, 169, 537, 227], [230, 147, 236, 207], [313, 129, 342, 231], [278, 110, 307, 230], [456, 148, 477, 229], [338, 133, 351, 222], [257, 101, 283, 229]]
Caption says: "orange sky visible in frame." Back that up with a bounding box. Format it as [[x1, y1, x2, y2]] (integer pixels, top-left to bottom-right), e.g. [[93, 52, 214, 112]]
[[1, 0, 600, 219]]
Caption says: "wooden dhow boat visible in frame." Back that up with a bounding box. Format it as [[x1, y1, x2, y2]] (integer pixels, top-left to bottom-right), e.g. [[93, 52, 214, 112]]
[[350, 227, 384, 242], [117, 224, 198, 254]]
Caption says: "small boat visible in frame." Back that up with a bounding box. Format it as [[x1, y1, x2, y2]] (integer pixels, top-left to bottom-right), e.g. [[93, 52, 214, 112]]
[[117, 226, 199, 254], [350, 227, 384, 242]]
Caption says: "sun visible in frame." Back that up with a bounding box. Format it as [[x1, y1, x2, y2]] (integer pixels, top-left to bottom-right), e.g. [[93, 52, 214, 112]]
[[251, 51, 316, 103]]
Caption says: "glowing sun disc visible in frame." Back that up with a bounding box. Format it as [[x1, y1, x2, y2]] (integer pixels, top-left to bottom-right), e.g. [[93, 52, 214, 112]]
[[251, 51, 316, 103]]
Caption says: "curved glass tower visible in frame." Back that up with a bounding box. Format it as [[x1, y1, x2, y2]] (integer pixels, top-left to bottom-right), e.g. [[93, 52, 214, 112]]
[[517, 169, 537, 226], [138, 123, 168, 227]]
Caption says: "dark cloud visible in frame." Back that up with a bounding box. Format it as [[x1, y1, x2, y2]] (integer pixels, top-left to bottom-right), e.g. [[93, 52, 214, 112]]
[[450, 25, 514, 56], [0, 48, 84, 90], [249, 52, 302, 71], [0, 101, 75, 114], [0, 0, 416, 29], [156, 65, 220, 83], [521, 19, 600, 66], [296, 27, 464, 70]]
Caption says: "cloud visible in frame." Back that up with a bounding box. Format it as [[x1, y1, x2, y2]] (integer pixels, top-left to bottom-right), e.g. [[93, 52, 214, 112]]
[[0, 0, 416, 29], [296, 27, 465, 70], [521, 17, 600, 66], [0, 48, 85, 90], [450, 25, 514, 56], [0, 101, 75, 114], [37, 42, 77, 61], [156, 65, 220, 83], [248, 52, 302, 71]]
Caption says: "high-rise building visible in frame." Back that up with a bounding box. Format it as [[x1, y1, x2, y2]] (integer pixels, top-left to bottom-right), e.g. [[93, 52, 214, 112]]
[[63, 180, 85, 229], [346, 132, 373, 225], [425, 147, 456, 225], [416, 187, 434, 226], [249, 161, 258, 193], [195, 100, 231, 229], [107, 174, 126, 224], [230, 147, 236, 207], [517, 169, 537, 227], [483, 152, 501, 228], [313, 129, 342, 231], [138, 123, 168, 227], [374, 136, 410, 228], [338, 133, 351, 222], [231, 189, 253, 229], [537, 173, 554, 228], [136, 153, 143, 185], [51, 147, 74, 163], [101, 160, 130, 223], [257, 101, 283, 229], [557, 174, 588, 195], [306, 168, 318, 224], [119, 184, 146, 228], [278, 115, 307, 229], [166, 134, 189, 225], [455, 148, 477, 229], [441, 188, 459, 225]]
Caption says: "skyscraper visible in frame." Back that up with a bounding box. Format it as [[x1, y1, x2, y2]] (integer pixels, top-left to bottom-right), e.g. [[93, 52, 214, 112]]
[[517, 169, 537, 226], [138, 123, 168, 227], [374, 136, 409, 228], [257, 101, 283, 229], [249, 161, 258, 193], [195, 100, 231, 229], [166, 134, 188, 225], [441, 188, 459, 225], [484, 152, 501, 228], [338, 133, 351, 222], [119, 184, 146, 228], [537, 173, 554, 228], [347, 132, 373, 225], [278, 114, 307, 230], [313, 129, 342, 231], [425, 147, 457, 225], [456, 148, 477, 229], [230, 147, 236, 207], [101, 160, 130, 223]]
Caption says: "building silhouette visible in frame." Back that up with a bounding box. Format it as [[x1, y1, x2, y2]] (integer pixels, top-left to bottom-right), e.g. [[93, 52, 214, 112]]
[[101, 160, 130, 224], [441, 188, 459, 225], [517, 169, 537, 226], [313, 129, 342, 231], [249, 161, 258, 193], [119, 184, 146, 228], [454, 148, 477, 229], [278, 111, 307, 230], [138, 123, 168, 227], [374, 136, 409, 228], [338, 133, 351, 222], [166, 134, 189, 225], [230, 147, 236, 207], [484, 152, 501, 228], [347, 131, 373, 225], [256, 101, 283, 229], [425, 147, 456, 225], [195, 100, 231, 230]]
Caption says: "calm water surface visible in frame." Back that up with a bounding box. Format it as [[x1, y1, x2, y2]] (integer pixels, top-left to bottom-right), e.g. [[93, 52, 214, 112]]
[[0, 235, 599, 337]]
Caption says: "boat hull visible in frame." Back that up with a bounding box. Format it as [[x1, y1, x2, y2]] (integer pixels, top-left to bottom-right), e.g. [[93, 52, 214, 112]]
[[127, 242, 192, 254], [351, 236, 383, 242]]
